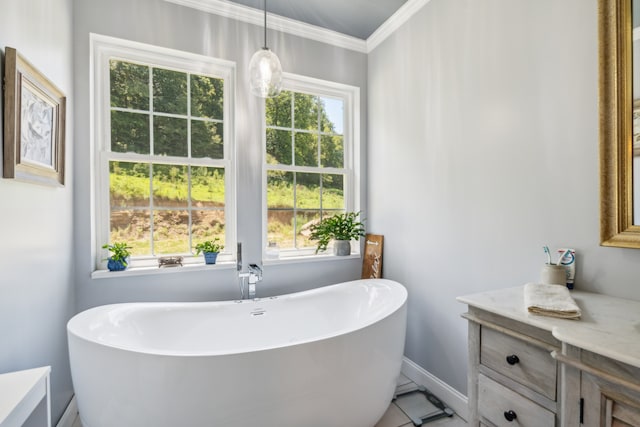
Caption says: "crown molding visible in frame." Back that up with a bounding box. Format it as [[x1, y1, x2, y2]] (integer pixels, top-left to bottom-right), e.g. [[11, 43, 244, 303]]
[[366, 0, 432, 52], [164, 0, 367, 53], [164, 0, 430, 54]]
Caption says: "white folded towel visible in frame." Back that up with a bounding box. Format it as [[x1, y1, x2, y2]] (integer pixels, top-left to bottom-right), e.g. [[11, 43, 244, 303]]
[[524, 283, 581, 320]]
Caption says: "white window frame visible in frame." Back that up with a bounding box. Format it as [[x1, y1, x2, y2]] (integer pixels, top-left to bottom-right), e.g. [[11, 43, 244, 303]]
[[91, 34, 236, 271], [262, 73, 361, 261]]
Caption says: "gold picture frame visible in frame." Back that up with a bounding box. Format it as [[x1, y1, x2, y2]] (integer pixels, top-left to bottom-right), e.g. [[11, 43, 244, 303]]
[[634, 99, 640, 157], [598, 0, 640, 247], [3, 47, 66, 186]]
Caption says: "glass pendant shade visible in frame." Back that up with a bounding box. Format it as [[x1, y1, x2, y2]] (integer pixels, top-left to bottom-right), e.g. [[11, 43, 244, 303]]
[[250, 0, 282, 98], [249, 47, 283, 98]]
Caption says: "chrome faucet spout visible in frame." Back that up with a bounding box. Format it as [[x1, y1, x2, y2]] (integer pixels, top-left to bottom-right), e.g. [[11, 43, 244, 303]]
[[248, 263, 262, 278], [239, 263, 263, 299]]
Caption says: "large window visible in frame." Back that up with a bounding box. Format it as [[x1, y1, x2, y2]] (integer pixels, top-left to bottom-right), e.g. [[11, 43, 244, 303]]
[[264, 76, 360, 258], [93, 36, 235, 269]]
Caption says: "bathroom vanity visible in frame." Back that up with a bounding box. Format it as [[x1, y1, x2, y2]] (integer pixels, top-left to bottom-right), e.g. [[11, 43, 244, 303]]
[[458, 287, 640, 426]]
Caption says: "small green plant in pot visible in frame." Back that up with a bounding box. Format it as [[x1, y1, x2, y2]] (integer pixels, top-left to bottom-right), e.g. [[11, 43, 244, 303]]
[[102, 242, 132, 271], [195, 238, 224, 264], [309, 211, 365, 256]]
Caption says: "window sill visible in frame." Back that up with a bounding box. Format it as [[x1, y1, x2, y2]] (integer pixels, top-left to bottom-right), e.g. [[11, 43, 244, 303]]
[[91, 261, 237, 279], [263, 253, 361, 266], [91, 253, 360, 279]]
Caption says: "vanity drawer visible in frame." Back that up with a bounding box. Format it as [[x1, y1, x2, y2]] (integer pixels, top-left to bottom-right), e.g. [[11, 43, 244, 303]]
[[480, 327, 557, 400], [478, 373, 555, 427]]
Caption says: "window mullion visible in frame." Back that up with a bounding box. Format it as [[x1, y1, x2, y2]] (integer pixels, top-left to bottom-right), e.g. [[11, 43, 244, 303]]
[[291, 92, 298, 250], [293, 170, 298, 250], [148, 65, 156, 256], [112, 107, 222, 124], [265, 164, 346, 175], [187, 73, 192, 159], [290, 92, 295, 167], [187, 165, 193, 254], [186, 74, 193, 254], [149, 163, 155, 257], [108, 152, 226, 167], [316, 96, 323, 218]]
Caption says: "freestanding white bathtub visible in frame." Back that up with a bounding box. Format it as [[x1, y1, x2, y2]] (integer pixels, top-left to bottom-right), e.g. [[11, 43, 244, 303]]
[[67, 279, 407, 427]]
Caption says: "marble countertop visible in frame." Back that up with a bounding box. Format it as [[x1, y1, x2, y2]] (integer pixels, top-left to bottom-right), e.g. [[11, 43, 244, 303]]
[[457, 286, 640, 369]]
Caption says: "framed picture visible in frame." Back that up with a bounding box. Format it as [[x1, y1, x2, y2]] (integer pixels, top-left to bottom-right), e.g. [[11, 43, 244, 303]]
[[3, 47, 66, 186], [634, 99, 640, 157]]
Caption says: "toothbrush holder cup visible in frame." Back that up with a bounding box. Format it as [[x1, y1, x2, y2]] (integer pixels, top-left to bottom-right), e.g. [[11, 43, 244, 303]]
[[540, 264, 567, 286]]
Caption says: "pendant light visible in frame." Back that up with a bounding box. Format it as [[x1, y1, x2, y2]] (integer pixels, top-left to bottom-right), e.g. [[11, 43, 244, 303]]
[[249, 0, 283, 98]]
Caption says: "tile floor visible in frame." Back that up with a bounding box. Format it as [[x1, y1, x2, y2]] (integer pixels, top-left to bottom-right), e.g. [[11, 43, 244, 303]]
[[71, 374, 467, 427]]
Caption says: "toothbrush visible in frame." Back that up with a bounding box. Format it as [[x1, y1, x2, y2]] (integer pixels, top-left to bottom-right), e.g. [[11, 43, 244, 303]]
[[557, 248, 571, 266], [543, 246, 551, 264]]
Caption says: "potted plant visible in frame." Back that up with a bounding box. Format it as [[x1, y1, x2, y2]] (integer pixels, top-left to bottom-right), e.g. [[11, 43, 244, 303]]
[[195, 238, 224, 264], [102, 242, 132, 271], [309, 211, 365, 256]]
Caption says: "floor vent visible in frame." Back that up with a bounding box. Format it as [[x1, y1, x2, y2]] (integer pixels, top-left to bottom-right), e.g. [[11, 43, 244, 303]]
[[393, 385, 454, 426]]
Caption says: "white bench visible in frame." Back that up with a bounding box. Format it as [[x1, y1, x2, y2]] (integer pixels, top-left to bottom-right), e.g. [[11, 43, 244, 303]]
[[0, 367, 51, 427]]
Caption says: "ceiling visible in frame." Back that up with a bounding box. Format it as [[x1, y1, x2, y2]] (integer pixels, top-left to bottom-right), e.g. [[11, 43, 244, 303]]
[[224, 0, 409, 40]]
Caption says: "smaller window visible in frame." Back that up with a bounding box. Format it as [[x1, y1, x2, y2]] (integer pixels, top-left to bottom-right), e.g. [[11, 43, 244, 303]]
[[92, 35, 236, 270], [263, 75, 360, 259]]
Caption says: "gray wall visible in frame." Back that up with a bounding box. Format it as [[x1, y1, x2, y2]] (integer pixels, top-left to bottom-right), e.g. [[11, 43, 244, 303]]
[[0, 0, 75, 423], [73, 0, 368, 309], [368, 0, 640, 395]]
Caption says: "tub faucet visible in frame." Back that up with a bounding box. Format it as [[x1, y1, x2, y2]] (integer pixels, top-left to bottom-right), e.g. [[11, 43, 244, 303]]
[[239, 263, 262, 299], [247, 264, 262, 299]]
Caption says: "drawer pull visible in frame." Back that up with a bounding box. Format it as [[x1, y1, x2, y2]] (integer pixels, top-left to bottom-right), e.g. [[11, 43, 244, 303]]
[[505, 354, 520, 365], [504, 410, 518, 422]]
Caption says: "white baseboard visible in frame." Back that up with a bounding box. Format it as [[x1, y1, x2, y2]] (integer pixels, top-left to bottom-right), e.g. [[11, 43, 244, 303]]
[[401, 357, 468, 422], [56, 395, 78, 427]]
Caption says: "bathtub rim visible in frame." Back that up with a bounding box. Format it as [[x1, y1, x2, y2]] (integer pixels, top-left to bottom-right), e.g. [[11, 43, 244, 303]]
[[67, 278, 407, 357]]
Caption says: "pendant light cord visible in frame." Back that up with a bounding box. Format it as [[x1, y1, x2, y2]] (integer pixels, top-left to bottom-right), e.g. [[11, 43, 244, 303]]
[[263, 0, 268, 49]]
